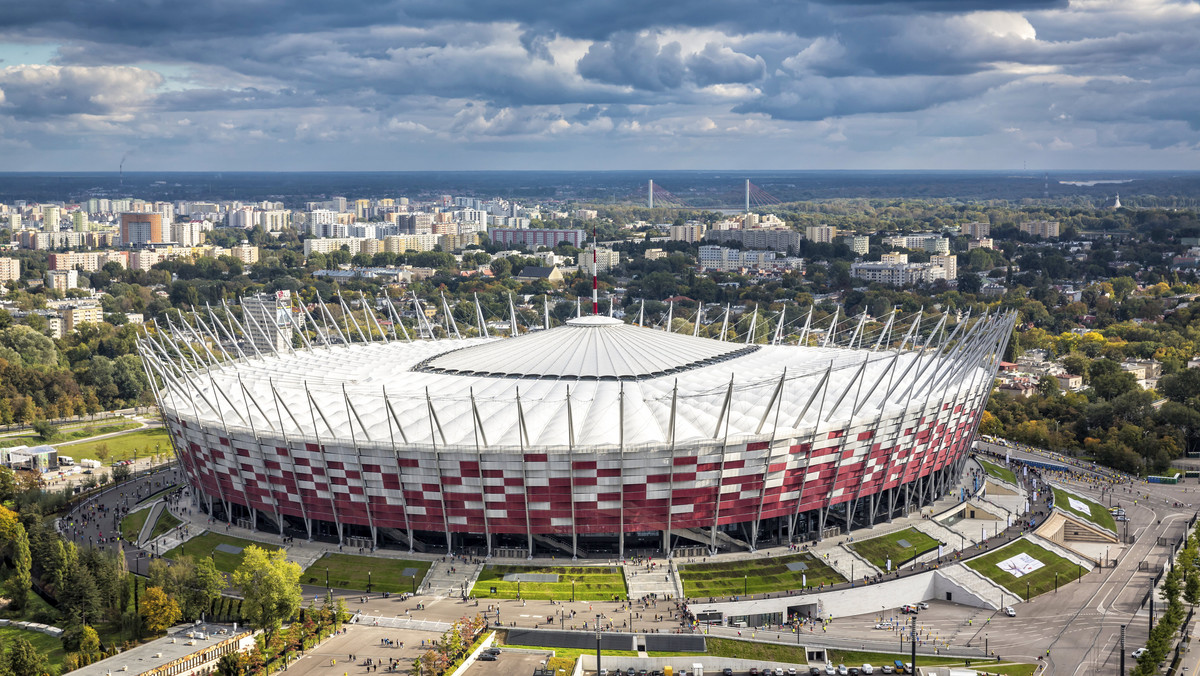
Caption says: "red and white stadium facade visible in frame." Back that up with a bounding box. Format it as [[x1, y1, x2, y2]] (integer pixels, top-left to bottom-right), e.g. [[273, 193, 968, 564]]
[[139, 298, 1014, 557]]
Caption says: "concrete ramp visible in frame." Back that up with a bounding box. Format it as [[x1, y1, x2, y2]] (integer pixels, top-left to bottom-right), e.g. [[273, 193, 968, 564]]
[[1035, 510, 1115, 564], [136, 500, 166, 547], [985, 478, 1019, 496]]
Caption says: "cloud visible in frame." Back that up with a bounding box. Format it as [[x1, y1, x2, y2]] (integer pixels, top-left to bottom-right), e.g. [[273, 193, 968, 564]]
[[0, 64, 161, 118], [0, 0, 1196, 169]]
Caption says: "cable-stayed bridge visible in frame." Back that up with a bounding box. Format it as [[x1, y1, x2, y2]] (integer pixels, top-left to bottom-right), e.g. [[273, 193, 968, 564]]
[[647, 178, 783, 211]]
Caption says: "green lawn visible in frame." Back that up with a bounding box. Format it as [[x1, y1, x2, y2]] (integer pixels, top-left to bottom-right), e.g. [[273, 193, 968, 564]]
[[0, 625, 68, 674], [302, 553, 431, 593], [849, 528, 941, 572], [148, 510, 183, 541], [704, 638, 961, 667], [162, 531, 284, 574], [471, 565, 627, 601], [1052, 486, 1117, 532], [120, 508, 153, 542], [978, 458, 1018, 485], [0, 421, 141, 449], [679, 553, 845, 597], [56, 427, 172, 464], [965, 539, 1086, 600]]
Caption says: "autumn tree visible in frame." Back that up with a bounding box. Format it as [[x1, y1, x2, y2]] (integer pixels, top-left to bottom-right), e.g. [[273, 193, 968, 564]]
[[141, 585, 182, 635]]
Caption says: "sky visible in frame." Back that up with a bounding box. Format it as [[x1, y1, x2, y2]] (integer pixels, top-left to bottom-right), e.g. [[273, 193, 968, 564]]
[[0, 0, 1198, 171]]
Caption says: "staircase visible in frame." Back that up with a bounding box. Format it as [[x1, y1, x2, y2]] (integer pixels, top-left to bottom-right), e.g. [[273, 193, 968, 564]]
[[136, 500, 167, 547], [379, 527, 428, 552], [422, 560, 483, 598], [936, 564, 1012, 610], [533, 533, 584, 558], [670, 528, 749, 551], [622, 563, 679, 601]]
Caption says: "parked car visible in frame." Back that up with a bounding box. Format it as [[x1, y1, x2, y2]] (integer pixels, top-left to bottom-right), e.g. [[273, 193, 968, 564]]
[[848, 668, 860, 676], [880, 666, 894, 674], [916, 602, 929, 610], [774, 668, 785, 676], [899, 605, 918, 614], [837, 666, 849, 676], [893, 660, 908, 673], [861, 665, 874, 674], [749, 668, 758, 676], [626, 667, 637, 676], [723, 669, 733, 676], [1132, 648, 1148, 659], [1003, 606, 1017, 617], [485, 648, 501, 655], [787, 669, 797, 676], [599, 669, 608, 676], [479, 654, 496, 661], [824, 664, 836, 676], [809, 668, 821, 676]]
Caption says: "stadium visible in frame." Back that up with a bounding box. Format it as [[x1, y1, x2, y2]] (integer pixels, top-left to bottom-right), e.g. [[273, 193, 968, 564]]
[[138, 297, 1015, 558]]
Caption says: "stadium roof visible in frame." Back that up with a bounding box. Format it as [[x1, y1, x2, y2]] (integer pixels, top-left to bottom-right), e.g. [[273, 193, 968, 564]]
[[420, 316, 756, 380], [142, 309, 1014, 452]]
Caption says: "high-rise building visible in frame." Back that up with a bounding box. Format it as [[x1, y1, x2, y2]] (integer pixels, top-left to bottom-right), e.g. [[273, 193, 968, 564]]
[[72, 211, 88, 232], [805, 225, 838, 243], [932, 254, 957, 280], [240, 290, 294, 354], [847, 235, 870, 255], [170, 221, 205, 247], [1020, 220, 1060, 238], [960, 221, 990, 238], [42, 205, 60, 233], [120, 212, 164, 246], [0, 257, 19, 282], [45, 269, 80, 293], [670, 223, 707, 243]]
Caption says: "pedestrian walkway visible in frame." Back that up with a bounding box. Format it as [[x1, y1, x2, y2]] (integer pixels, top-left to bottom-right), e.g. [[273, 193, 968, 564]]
[[622, 563, 677, 601], [136, 500, 167, 547], [421, 560, 482, 597], [349, 613, 451, 632]]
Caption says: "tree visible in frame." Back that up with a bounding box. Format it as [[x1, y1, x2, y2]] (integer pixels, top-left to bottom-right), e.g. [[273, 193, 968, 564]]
[[79, 624, 101, 655], [141, 585, 182, 635], [94, 444, 110, 461], [59, 563, 101, 626], [1, 636, 51, 676], [0, 505, 31, 611], [489, 258, 512, 278], [111, 464, 132, 484], [232, 546, 302, 642], [30, 420, 57, 442]]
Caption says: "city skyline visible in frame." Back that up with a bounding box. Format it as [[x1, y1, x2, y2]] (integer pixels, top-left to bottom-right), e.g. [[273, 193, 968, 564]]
[[0, 0, 1197, 171]]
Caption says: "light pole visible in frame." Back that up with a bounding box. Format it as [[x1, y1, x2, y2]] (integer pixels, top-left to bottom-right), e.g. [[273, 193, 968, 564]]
[[325, 567, 330, 592], [596, 614, 603, 676], [1054, 572, 1058, 594], [1026, 581, 1030, 602], [368, 570, 372, 593], [744, 575, 748, 597], [985, 633, 988, 658]]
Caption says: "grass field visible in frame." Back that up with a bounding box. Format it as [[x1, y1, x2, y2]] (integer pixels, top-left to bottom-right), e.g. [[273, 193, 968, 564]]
[[470, 565, 627, 600], [0, 625, 68, 673], [148, 510, 183, 541], [0, 421, 141, 449], [303, 553, 431, 593], [56, 427, 172, 464], [120, 508, 153, 542], [965, 539, 1085, 599], [1052, 486, 1117, 532], [978, 458, 1018, 485], [704, 638, 961, 667], [848, 528, 941, 572], [679, 553, 845, 597], [163, 531, 283, 574]]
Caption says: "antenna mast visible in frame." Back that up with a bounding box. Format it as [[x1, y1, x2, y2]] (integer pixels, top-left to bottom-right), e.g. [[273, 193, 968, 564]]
[[592, 223, 599, 315]]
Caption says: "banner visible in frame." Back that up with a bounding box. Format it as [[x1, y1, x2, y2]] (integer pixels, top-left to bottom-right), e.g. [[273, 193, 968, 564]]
[[997, 552, 1045, 577], [887, 559, 892, 572]]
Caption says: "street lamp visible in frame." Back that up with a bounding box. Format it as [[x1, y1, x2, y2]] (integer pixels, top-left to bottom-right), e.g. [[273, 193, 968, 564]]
[[596, 614, 603, 676], [744, 575, 748, 597], [325, 567, 330, 592], [1054, 572, 1058, 594], [1026, 581, 1030, 602], [368, 570, 372, 593]]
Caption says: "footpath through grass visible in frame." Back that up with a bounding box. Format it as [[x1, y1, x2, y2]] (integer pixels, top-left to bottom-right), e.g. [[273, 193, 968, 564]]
[[57, 427, 172, 464], [849, 527, 941, 572], [163, 530, 283, 574], [978, 458, 1018, 485], [0, 420, 141, 449], [303, 553, 431, 593], [0, 625, 67, 673], [471, 565, 627, 600], [679, 553, 845, 597], [965, 538, 1085, 600], [1051, 486, 1117, 532]]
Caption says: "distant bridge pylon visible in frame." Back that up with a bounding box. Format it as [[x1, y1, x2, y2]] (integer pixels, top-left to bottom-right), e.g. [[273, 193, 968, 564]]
[[647, 179, 783, 211]]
